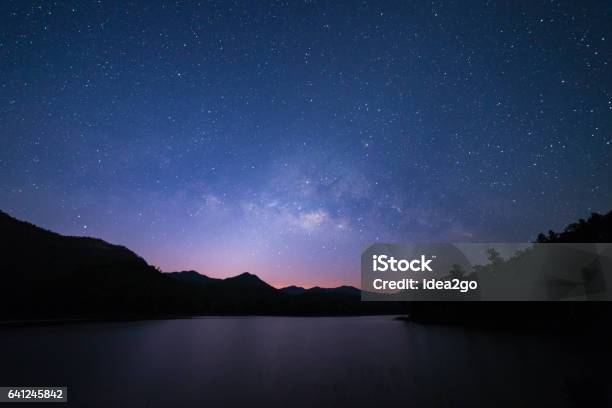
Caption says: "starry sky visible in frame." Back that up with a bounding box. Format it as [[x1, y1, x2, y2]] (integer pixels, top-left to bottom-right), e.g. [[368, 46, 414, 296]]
[[1, 1, 611, 288]]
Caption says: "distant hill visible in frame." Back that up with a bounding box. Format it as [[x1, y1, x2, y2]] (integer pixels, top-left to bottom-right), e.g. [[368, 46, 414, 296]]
[[280, 285, 360, 296], [280, 285, 307, 295], [167, 270, 220, 285], [0, 210, 404, 320], [223, 272, 277, 291], [166, 270, 383, 315], [307, 286, 361, 296]]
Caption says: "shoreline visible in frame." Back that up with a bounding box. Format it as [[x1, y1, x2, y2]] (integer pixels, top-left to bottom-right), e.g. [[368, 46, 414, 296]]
[[0, 313, 405, 328]]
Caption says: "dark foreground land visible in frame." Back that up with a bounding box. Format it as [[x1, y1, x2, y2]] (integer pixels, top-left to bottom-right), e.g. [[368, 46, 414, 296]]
[[2, 209, 611, 329]]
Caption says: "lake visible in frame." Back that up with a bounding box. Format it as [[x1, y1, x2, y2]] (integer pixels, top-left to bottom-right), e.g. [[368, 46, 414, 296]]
[[0, 316, 608, 407]]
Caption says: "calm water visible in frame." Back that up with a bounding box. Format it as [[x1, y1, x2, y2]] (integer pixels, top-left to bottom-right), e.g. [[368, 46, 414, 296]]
[[0, 316, 608, 407]]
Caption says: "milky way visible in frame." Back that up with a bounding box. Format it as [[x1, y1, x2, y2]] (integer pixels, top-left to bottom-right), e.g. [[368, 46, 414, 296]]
[[1, 1, 610, 287]]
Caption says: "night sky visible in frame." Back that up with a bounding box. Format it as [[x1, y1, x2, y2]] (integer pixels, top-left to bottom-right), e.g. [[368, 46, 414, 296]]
[[1, 1, 611, 288]]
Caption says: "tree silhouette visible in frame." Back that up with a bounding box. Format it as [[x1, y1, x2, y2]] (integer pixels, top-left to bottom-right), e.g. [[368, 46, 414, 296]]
[[449, 264, 466, 279], [536, 211, 611, 243], [486, 248, 504, 266]]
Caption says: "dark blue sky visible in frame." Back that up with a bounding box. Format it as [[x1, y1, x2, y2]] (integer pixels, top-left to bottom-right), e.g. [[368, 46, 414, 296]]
[[1, 1, 610, 287]]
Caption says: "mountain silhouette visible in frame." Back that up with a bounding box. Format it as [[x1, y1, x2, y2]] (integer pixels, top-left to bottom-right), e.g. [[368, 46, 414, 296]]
[[4, 208, 608, 324], [0, 210, 186, 319], [280, 285, 307, 295], [280, 285, 362, 296], [167, 270, 220, 285], [0, 210, 403, 320], [223, 272, 277, 290], [307, 286, 361, 296]]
